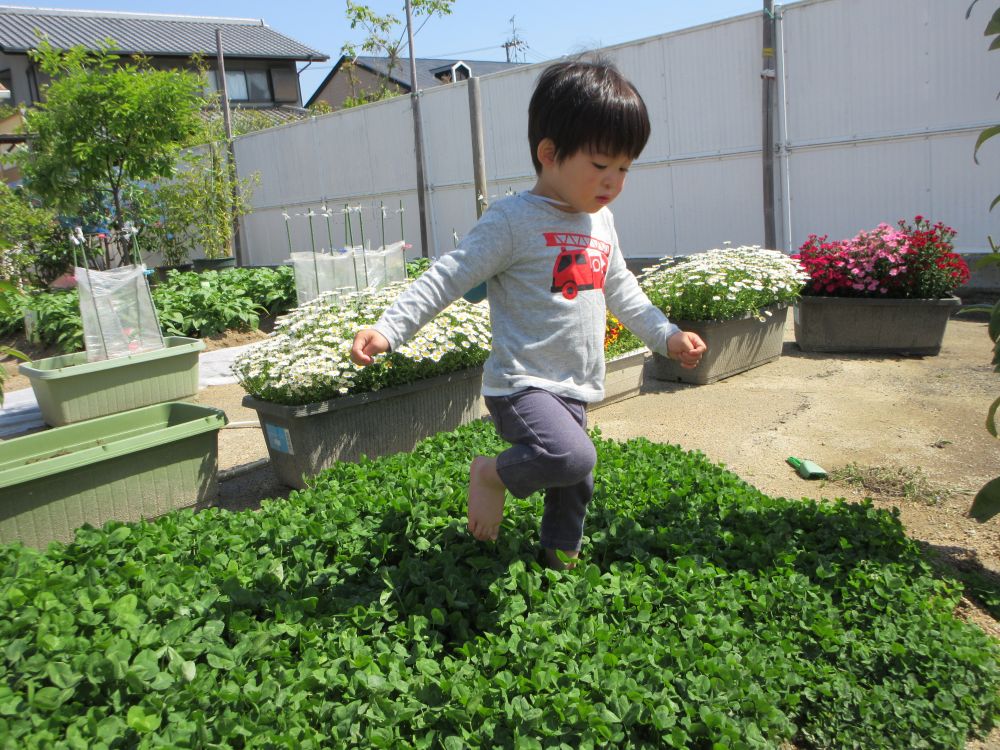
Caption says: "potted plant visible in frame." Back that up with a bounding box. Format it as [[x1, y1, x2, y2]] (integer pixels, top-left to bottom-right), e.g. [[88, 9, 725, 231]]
[[792, 216, 970, 354], [637, 245, 808, 384], [234, 279, 492, 488], [189, 144, 257, 272]]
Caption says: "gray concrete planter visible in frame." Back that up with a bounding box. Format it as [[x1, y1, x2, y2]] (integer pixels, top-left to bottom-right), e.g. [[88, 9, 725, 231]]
[[650, 304, 788, 385], [243, 367, 484, 489], [794, 295, 961, 355], [591, 348, 650, 411]]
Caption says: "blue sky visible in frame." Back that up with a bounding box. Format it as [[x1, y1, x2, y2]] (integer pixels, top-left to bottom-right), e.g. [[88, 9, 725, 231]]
[[7, 1, 765, 99]]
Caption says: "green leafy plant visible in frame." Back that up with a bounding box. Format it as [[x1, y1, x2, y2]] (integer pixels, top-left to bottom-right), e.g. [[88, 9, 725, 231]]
[[0, 421, 997, 747], [339, 1, 455, 109], [16, 267, 297, 352], [969, 1, 1000, 210], [639, 244, 808, 322], [23, 289, 84, 353], [965, 2, 1000, 522], [0, 281, 28, 404], [151, 270, 264, 337], [0, 183, 75, 286], [233, 279, 491, 405], [16, 39, 204, 267]]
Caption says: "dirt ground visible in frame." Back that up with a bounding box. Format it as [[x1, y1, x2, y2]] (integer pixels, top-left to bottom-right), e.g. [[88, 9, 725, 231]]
[[4, 312, 1000, 746]]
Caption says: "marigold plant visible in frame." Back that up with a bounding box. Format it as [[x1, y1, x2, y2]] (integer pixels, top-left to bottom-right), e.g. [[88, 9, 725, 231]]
[[234, 280, 491, 406], [793, 216, 970, 299]]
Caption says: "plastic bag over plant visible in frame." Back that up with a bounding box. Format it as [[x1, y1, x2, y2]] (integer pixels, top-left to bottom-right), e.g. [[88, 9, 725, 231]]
[[75, 265, 164, 361]]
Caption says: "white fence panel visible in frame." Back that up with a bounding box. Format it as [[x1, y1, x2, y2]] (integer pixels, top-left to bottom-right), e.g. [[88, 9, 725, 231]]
[[232, 0, 1000, 266], [779, 0, 1000, 251]]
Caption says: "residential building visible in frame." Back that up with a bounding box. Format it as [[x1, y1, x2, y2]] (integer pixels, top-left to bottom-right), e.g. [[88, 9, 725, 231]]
[[306, 54, 524, 110], [0, 5, 328, 114]]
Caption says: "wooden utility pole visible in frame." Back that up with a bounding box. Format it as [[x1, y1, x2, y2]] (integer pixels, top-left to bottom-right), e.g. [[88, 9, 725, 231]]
[[405, 0, 431, 257], [468, 77, 488, 219], [762, 1, 777, 250], [215, 28, 245, 266]]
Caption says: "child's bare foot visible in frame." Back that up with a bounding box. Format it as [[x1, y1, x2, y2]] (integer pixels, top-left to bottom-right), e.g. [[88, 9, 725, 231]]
[[468, 456, 507, 541], [544, 548, 580, 570]]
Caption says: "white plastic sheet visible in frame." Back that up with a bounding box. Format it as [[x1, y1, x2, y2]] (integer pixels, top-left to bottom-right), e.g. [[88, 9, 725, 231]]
[[75, 264, 165, 362], [290, 251, 357, 305], [290, 241, 408, 305]]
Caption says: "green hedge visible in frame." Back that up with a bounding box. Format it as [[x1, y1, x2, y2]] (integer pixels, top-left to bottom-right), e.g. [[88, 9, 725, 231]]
[[0, 422, 997, 748]]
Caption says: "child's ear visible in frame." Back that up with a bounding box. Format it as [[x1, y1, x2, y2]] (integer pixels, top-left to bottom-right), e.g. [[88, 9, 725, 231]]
[[536, 138, 557, 168]]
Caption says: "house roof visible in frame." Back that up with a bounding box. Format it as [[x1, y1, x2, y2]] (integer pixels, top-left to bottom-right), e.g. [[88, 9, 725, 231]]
[[306, 54, 524, 107], [0, 5, 328, 60]]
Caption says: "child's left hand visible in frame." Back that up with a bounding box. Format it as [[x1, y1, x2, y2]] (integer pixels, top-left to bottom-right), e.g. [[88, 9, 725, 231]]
[[666, 331, 707, 369]]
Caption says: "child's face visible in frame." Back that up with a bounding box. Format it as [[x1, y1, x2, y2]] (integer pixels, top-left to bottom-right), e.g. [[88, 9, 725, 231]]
[[535, 144, 633, 214]]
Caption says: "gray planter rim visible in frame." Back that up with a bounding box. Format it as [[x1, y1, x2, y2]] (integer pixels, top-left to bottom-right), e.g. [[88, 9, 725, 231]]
[[242, 365, 485, 418]]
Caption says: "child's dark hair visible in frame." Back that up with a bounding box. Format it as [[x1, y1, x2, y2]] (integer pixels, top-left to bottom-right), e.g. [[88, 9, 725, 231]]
[[528, 58, 650, 173]]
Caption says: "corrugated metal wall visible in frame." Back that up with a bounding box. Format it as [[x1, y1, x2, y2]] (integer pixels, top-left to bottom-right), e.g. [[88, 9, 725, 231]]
[[233, 0, 1000, 266]]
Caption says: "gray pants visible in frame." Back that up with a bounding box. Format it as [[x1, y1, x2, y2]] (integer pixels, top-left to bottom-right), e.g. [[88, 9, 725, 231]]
[[484, 388, 597, 551]]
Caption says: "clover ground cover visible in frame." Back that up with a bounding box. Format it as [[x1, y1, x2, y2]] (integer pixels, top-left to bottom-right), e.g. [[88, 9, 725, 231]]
[[0, 421, 997, 748]]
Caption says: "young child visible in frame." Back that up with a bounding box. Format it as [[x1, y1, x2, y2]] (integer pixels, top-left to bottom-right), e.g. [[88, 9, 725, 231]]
[[351, 58, 706, 567]]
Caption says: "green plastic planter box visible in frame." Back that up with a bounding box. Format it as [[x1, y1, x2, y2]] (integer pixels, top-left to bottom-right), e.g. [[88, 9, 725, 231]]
[[0, 402, 227, 548], [19, 336, 205, 426]]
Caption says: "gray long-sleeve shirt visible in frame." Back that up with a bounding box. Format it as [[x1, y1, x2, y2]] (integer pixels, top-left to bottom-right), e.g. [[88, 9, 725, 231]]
[[373, 192, 680, 403]]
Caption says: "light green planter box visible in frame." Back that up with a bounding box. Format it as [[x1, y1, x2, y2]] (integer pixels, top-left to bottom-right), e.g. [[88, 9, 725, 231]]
[[244, 367, 484, 489], [19, 336, 205, 426], [650, 304, 788, 385], [0, 402, 227, 548]]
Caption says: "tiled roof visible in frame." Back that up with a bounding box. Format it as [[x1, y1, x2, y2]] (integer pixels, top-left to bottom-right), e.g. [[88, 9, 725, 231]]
[[353, 55, 524, 90], [0, 5, 328, 60]]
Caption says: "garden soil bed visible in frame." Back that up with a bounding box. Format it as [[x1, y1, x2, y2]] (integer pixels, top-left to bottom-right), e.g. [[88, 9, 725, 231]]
[[4, 314, 1000, 746]]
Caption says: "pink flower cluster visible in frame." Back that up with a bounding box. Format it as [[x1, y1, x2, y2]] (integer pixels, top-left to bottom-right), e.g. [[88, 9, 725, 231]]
[[792, 217, 970, 299]]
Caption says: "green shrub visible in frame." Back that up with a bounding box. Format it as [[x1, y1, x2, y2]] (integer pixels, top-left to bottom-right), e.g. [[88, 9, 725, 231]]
[[0, 422, 996, 748], [14, 267, 297, 351], [223, 265, 296, 317], [0, 287, 28, 338], [23, 289, 83, 353]]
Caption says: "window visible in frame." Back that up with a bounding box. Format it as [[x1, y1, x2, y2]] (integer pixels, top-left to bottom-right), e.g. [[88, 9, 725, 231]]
[[0, 70, 12, 103], [217, 69, 273, 102]]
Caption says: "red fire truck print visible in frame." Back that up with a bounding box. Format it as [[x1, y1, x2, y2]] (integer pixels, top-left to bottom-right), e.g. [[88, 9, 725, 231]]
[[546, 232, 611, 300]]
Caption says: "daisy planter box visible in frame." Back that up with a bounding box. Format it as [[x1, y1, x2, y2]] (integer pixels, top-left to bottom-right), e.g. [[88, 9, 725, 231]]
[[650, 304, 788, 385], [0, 402, 227, 548], [243, 366, 484, 489], [19, 336, 204, 426], [793, 295, 961, 355], [591, 348, 650, 411]]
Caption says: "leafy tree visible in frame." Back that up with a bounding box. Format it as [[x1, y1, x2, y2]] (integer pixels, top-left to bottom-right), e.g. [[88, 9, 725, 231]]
[[16, 39, 204, 265], [0, 182, 74, 285], [340, 0, 455, 109]]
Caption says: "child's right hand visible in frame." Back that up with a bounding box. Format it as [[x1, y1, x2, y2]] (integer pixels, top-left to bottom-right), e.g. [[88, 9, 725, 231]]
[[666, 330, 707, 369], [350, 328, 390, 366]]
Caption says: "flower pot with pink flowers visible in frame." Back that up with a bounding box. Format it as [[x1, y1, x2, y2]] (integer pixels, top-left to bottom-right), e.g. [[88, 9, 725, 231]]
[[792, 217, 969, 355]]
